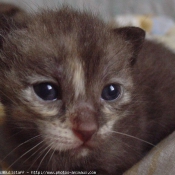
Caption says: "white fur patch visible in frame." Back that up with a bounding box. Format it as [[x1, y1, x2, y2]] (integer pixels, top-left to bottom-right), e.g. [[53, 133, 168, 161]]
[[69, 59, 85, 99], [79, 148, 89, 157], [98, 120, 116, 136], [122, 91, 131, 104]]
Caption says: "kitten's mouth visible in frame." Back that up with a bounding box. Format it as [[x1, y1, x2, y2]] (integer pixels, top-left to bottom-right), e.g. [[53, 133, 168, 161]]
[[45, 136, 95, 155], [66, 138, 97, 158]]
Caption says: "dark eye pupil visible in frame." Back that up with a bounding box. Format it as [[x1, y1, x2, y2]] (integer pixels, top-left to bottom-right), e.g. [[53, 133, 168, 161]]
[[101, 84, 121, 101], [33, 83, 60, 101]]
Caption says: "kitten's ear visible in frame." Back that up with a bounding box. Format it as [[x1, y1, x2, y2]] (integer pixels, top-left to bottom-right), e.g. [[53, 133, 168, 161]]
[[0, 3, 26, 49], [113, 27, 145, 64]]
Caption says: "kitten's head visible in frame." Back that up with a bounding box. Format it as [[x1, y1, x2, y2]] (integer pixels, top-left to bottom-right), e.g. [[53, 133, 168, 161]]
[[0, 7, 145, 172]]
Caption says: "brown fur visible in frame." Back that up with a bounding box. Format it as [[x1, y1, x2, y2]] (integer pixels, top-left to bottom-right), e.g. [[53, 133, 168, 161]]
[[0, 7, 175, 175], [0, 3, 26, 30]]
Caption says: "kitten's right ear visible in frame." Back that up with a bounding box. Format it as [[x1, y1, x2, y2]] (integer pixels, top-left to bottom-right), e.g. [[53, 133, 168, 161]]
[[113, 27, 145, 66], [114, 26, 145, 50], [113, 26, 145, 57]]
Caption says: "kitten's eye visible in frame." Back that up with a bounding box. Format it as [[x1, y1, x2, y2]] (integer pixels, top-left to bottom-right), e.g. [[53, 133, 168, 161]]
[[33, 83, 61, 101], [101, 84, 121, 101]]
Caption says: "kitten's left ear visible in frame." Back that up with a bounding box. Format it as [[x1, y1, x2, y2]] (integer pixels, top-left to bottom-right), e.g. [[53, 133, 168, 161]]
[[113, 27, 145, 64], [0, 4, 27, 49]]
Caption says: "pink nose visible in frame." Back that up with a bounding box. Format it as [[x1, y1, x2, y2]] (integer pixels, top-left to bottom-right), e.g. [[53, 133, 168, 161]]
[[70, 102, 98, 142], [73, 125, 97, 142]]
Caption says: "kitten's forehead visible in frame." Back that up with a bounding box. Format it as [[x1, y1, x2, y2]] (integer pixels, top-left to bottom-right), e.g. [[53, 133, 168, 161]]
[[2, 8, 131, 101], [66, 57, 85, 99]]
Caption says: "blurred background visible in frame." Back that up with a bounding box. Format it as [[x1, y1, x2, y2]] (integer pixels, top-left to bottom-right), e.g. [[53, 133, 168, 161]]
[[0, 0, 175, 20]]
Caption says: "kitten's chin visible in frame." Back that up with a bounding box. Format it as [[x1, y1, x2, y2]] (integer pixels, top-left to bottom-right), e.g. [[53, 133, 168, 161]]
[[69, 146, 89, 158]]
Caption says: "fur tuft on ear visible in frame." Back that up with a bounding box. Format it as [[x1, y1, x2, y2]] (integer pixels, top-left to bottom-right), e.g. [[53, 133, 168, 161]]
[[114, 26, 145, 49], [0, 3, 27, 49], [114, 27, 145, 65]]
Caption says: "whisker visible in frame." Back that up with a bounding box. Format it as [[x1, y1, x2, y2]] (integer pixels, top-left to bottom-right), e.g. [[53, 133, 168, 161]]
[[3, 130, 23, 141], [109, 131, 156, 147], [36, 142, 54, 171], [27, 143, 52, 171], [1, 134, 42, 162], [47, 148, 56, 170], [22, 143, 46, 165], [0, 89, 18, 106], [7, 139, 45, 170]]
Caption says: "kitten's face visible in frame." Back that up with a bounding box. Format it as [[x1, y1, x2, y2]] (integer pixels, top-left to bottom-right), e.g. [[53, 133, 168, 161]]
[[0, 8, 145, 172]]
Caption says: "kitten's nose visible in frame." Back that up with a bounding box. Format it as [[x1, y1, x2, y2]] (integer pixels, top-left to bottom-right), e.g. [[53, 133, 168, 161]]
[[70, 102, 98, 142], [73, 123, 97, 142]]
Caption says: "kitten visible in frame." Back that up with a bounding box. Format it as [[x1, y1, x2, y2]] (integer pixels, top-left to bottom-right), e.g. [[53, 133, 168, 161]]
[[0, 7, 175, 175]]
